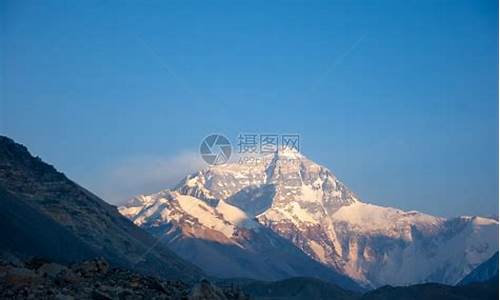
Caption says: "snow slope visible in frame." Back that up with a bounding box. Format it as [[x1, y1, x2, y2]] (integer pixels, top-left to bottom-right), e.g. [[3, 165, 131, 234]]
[[119, 189, 361, 290], [120, 149, 498, 288]]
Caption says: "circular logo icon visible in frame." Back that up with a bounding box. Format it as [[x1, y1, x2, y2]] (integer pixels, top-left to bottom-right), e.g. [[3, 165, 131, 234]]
[[200, 134, 232, 165]]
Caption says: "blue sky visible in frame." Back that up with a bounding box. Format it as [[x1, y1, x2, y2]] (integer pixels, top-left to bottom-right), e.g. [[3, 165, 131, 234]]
[[1, 0, 498, 217]]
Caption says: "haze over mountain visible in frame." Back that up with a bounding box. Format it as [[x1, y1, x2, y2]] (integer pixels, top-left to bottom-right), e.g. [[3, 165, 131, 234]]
[[121, 148, 498, 288]]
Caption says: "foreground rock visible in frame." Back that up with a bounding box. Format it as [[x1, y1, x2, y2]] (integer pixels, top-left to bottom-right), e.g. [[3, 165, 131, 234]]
[[0, 256, 248, 300]]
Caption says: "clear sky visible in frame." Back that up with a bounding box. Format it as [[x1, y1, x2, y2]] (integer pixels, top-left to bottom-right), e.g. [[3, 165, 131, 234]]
[[1, 0, 498, 218]]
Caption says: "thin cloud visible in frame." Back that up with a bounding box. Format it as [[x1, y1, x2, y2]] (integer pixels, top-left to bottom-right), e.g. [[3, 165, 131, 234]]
[[91, 151, 206, 205]]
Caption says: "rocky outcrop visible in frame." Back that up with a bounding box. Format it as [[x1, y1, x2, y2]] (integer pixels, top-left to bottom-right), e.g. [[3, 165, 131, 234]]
[[0, 255, 248, 300]]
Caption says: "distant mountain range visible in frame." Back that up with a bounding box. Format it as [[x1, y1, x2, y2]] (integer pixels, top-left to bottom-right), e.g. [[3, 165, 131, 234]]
[[120, 147, 498, 288], [0, 135, 497, 299]]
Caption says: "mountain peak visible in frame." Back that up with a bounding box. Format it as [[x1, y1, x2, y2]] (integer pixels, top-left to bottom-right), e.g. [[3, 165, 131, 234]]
[[120, 145, 498, 288], [172, 148, 358, 221]]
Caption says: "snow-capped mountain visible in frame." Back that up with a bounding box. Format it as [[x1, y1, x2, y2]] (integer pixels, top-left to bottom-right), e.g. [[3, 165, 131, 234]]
[[119, 149, 498, 288], [119, 189, 360, 290]]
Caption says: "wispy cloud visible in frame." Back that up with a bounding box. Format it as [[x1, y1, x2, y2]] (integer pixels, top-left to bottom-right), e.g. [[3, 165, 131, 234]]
[[89, 151, 206, 205]]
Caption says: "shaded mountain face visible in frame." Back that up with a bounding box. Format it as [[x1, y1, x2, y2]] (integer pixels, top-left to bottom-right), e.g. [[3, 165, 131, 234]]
[[0, 136, 201, 282], [121, 149, 498, 288], [0, 186, 96, 263], [459, 252, 498, 285]]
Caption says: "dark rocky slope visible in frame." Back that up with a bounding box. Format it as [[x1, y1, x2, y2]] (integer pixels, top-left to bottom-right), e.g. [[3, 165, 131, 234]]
[[459, 252, 498, 285], [0, 136, 201, 281]]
